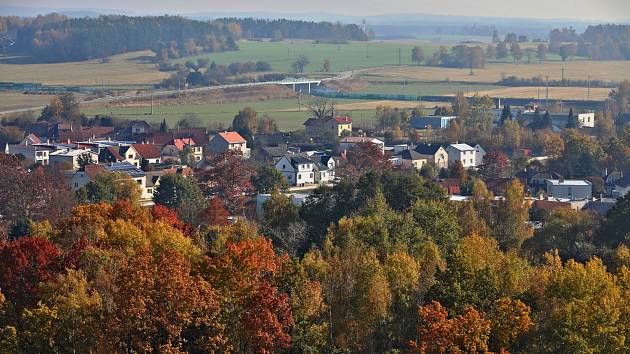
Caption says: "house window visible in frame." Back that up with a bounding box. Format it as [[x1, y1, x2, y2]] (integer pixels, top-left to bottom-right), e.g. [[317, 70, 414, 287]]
[[298, 174, 301, 179], [310, 173, 313, 178], [74, 182, 78, 188], [137, 180, 142, 185], [282, 164, 286, 169]]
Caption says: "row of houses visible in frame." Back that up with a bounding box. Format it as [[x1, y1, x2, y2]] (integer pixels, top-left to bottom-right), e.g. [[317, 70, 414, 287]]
[[392, 142, 486, 170], [409, 108, 596, 132], [5, 126, 254, 205]]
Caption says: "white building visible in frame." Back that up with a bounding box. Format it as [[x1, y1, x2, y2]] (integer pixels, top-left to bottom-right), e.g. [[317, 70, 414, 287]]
[[446, 143, 478, 169], [5, 144, 50, 165], [473, 144, 486, 167], [49, 149, 99, 171], [274, 155, 315, 186], [546, 179, 593, 200]]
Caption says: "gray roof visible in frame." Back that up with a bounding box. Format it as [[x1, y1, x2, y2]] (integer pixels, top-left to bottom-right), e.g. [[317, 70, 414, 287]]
[[290, 156, 313, 165], [104, 161, 145, 178], [414, 143, 444, 155]]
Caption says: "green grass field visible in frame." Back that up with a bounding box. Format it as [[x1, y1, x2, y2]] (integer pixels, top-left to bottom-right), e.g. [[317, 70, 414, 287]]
[[82, 98, 385, 131], [175, 40, 443, 73]]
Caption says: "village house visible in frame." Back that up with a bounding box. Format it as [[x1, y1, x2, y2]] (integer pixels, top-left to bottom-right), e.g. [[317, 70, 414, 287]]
[[397, 149, 429, 170], [208, 131, 250, 158], [311, 154, 337, 184], [304, 116, 352, 137], [4, 143, 50, 165], [130, 143, 163, 167], [546, 179, 593, 200], [49, 148, 99, 170], [446, 143, 478, 169], [127, 120, 152, 136], [613, 175, 630, 198], [413, 143, 449, 169], [161, 138, 203, 163], [339, 136, 385, 154], [274, 155, 315, 186]]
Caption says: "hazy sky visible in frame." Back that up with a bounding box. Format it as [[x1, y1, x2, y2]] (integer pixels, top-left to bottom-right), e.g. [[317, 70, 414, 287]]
[[5, 0, 630, 21]]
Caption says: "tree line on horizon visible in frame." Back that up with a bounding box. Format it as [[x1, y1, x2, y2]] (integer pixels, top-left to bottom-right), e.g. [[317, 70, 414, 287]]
[[0, 14, 368, 63]]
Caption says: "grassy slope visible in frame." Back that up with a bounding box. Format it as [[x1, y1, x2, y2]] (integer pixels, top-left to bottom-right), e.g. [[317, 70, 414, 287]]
[[0, 51, 169, 85], [82, 98, 384, 131], [175, 40, 443, 73]]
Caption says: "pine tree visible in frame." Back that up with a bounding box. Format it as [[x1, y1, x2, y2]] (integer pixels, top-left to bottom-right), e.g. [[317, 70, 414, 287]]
[[500, 105, 512, 124], [159, 118, 168, 133], [566, 108, 578, 129]]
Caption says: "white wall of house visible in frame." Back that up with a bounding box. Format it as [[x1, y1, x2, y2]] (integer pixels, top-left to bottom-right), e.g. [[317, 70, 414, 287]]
[[446, 145, 476, 169]]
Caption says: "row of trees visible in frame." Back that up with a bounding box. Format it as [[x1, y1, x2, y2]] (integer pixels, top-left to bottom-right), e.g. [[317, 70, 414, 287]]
[[550, 25, 630, 61], [217, 17, 368, 42], [160, 59, 282, 88]]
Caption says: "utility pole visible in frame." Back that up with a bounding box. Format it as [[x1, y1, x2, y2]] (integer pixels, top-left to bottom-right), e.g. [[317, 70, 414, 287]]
[[561, 65, 565, 84], [587, 75, 591, 100], [546, 75, 549, 106], [150, 91, 154, 115]]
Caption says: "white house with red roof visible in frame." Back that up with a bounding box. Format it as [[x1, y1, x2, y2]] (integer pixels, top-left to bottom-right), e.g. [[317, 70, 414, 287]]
[[130, 143, 163, 166], [208, 131, 250, 158]]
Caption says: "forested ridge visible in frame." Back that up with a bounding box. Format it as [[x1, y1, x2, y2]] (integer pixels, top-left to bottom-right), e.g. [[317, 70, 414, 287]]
[[217, 17, 369, 42], [0, 14, 368, 63]]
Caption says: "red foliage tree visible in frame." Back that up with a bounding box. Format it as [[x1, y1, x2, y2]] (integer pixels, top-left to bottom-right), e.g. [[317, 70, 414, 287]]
[[341, 142, 391, 179], [105, 248, 226, 353], [409, 301, 491, 354], [207, 236, 293, 352], [0, 236, 61, 308], [196, 151, 255, 215], [480, 150, 511, 179], [204, 197, 230, 226], [0, 159, 75, 227], [151, 204, 194, 236], [241, 282, 294, 353]]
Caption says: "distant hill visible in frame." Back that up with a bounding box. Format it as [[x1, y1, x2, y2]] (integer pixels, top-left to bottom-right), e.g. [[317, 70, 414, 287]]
[[0, 14, 367, 63]]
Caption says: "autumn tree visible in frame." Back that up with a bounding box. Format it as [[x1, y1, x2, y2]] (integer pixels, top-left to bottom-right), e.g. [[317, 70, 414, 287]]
[[480, 150, 510, 179], [488, 298, 533, 352], [531, 257, 629, 353], [0, 236, 60, 309], [510, 42, 524, 63], [232, 107, 258, 139], [409, 301, 491, 354], [204, 197, 230, 226], [0, 158, 74, 228], [341, 142, 391, 180], [20, 270, 103, 353], [197, 151, 255, 215], [105, 248, 226, 353], [451, 91, 470, 118], [76, 171, 142, 205], [494, 179, 532, 251], [206, 236, 293, 353]]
